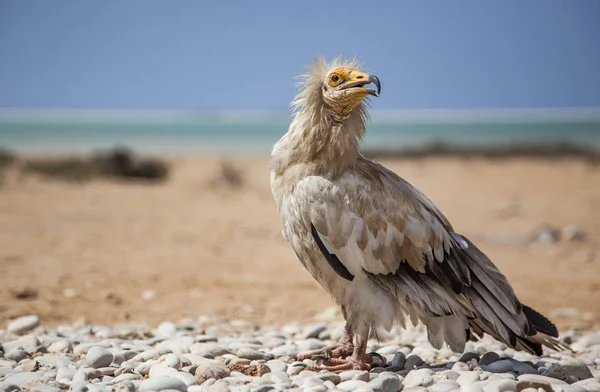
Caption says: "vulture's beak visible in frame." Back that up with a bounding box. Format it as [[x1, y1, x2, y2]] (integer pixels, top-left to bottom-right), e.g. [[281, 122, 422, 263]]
[[340, 71, 381, 97]]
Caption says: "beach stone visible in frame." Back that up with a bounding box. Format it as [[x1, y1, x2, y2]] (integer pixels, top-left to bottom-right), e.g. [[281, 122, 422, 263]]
[[437, 370, 459, 381], [337, 380, 371, 391], [404, 355, 423, 369], [113, 373, 142, 383], [176, 371, 198, 387], [403, 369, 434, 388], [452, 361, 471, 372], [251, 386, 275, 392], [195, 363, 230, 383], [30, 386, 61, 392], [266, 359, 287, 373], [313, 372, 341, 384], [17, 359, 38, 372], [459, 352, 480, 363], [296, 339, 327, 352], [479, 352, 501, 366], [46, 340, 72, 354], [301, 376, 325, 388], [236, 348, 268, 360], [518, 374, 568, 385], [391, 352, 406, 369], [0, 367, 14, 378], [111, 381, 136, 392], [56, 367, 77, 382], [139, 375, 187, 392], [428, 380, 460, 392], [368, 373, 401, 392], [158, 353, 182, 369], [482, 378, 517, 391], [271, 344, 298, 357], [7, 315, 40, 335], [461, 385, 484, 392], [191, 343, 232, 357], [542, 360, 593, 382], [578, 381, 600, 392], [457, 372, 480, 386], [483, 359, 514, 373], [340, 370, 370, 382], [150, 363, 179, 378], [2, 372, 45, 388], [5, 349, 27, 362], [3, 335, 42, 354], [154, 322, 178, 340], [302, 324, 327, 339], [86, 346, 114, 368]]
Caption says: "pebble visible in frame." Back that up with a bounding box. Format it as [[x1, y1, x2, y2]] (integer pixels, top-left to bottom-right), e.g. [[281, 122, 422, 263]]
[[0, 316, 598, 392], [390, 352, 406, 369], [5, 348, 28, 362], [237, 348, 269, 360], [86, 346, 114, 368], [542, 360, 594, 382], [340, 370, 370, 382], [368, 373, 400, 392], [458, 352, 480, 363], [195, 362, 231, 383], [337, 380, 371, 391], [403, 369, 434, 388], [482, 359, 514, 373], [404, 355, 423, 370], [3, 335, 42, 354], [479, 351, 501, 366], [6, 315, 40, 335], [138, 375, 188, 391]]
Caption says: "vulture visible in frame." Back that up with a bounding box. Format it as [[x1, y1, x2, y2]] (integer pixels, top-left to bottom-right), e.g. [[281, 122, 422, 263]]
[[270, 57, 565, 371]]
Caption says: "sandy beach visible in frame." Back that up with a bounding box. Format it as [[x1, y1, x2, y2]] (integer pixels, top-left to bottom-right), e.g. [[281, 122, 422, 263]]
[[0, 155, 599, 330]]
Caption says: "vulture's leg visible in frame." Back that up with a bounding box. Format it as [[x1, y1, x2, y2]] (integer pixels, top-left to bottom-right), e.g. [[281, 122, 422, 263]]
[[297, 323, 354, 361], [321, 329, 371, 371]]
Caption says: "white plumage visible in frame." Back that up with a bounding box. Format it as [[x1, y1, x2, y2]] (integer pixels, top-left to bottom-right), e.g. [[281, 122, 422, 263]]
[[270, 57, 565, 370]]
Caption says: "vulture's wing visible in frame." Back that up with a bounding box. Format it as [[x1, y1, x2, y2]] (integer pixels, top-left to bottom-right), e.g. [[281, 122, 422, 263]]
[[295, 159, 562, 354]]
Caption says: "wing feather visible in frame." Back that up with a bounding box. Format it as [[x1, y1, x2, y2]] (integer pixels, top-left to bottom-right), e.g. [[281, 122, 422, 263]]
[[293, 157, 564, 354]]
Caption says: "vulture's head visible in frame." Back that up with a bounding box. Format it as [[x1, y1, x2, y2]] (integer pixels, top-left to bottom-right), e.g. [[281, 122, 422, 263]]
[[293, 57, 381, 122]]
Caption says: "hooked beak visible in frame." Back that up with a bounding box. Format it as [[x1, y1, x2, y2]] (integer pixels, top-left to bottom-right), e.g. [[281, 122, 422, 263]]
[[340, 71, 381, 97]]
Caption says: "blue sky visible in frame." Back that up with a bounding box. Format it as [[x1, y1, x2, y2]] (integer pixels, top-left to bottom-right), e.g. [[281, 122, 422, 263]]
[[0, 1, 599, 110]]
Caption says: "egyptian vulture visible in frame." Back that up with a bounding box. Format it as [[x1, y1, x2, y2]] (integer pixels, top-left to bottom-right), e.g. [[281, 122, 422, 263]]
[[270, 57, 565, 371]]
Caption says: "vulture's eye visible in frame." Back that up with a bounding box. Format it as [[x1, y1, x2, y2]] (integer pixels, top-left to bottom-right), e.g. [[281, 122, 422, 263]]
[[330, 74, 341, 84]]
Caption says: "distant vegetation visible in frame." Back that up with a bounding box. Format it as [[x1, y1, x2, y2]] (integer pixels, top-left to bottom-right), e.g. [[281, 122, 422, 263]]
[[364, 140, 600, 163], [0, 148, 17, 171], [0, 147, 170, 184]]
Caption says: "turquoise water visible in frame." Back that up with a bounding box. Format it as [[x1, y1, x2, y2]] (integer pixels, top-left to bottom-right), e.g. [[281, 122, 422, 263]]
[[1, 110, 599, 154]]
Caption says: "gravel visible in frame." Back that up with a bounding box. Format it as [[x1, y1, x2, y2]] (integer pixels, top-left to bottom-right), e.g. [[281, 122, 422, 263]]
[[0, 314, 599, 392]]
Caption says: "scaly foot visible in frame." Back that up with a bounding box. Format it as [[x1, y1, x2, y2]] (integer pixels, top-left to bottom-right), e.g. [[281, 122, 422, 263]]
[[296, 341, 354, 361], [320, 354, 372, 372], [297, 323, 354, 361]]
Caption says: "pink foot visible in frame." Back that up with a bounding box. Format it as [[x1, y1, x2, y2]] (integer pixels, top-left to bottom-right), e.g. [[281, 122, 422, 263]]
[[321, 354, 372, 372], [297, 341, 354, 361]]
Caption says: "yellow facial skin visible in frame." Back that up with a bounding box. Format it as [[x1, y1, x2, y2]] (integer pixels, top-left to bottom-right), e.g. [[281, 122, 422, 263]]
[[327, 68, 373, 90], [323, 67, 380, 121]]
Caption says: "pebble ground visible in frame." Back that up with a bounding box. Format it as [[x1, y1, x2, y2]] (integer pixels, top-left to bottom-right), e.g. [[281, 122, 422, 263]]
[[1, 312, 599, 392]]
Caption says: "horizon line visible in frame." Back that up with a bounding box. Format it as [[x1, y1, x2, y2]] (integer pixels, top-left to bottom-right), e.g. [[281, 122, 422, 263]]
[[1, 106, 600, 123]]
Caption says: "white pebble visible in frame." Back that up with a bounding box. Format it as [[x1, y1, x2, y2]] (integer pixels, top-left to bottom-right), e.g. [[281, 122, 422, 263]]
[[85, 346, 114, 368], [7, 315, 40, 335]]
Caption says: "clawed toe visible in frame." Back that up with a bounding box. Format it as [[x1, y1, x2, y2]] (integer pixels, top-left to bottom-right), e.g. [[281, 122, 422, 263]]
[[321, 356, 371, 371]]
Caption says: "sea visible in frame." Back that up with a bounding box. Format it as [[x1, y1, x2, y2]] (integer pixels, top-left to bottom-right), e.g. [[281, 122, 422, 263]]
[[1, 108, 599, 154]]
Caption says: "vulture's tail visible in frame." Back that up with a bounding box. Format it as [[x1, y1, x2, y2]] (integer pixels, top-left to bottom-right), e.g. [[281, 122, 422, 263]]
[[448, 235, 571, 355]]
